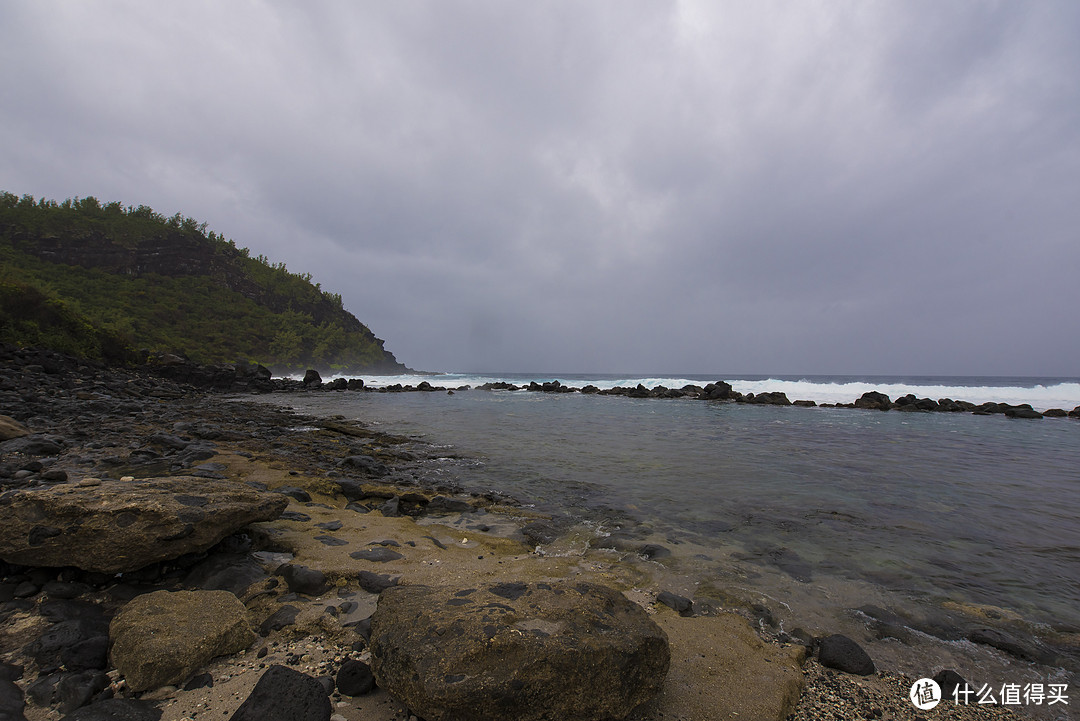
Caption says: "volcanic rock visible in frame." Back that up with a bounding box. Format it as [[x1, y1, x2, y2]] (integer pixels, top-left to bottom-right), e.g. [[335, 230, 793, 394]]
[[854, 391, 891, 410], [817, 634, 875, 675], [0, 476, 287, 573], [335, 660, 375, 696], [370, 581, 669, 721], [229, 665, 330, 721]]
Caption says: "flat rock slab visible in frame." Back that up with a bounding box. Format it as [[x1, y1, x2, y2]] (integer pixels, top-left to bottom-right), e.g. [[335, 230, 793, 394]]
[[0, 476, 287, 573], [370, 581, 670, 721], [110, 590, 255, 692]]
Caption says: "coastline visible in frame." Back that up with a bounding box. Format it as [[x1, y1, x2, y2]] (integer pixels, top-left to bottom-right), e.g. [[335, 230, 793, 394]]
[[0, 348, 1067, 720]]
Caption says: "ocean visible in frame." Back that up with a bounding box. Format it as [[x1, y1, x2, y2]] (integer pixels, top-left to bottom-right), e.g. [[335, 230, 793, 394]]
[[262, 372, 1080, 695]]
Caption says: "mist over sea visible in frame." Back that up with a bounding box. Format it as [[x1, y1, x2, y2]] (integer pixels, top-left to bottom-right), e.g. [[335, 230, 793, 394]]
[[268, 372, 1080, 685]]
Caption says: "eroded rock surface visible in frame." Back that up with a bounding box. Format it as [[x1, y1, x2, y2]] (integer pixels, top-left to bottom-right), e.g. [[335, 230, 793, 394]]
[[0, 476, 287, 573], [370, 581, 669, 721], [109, 589, 255, 692]]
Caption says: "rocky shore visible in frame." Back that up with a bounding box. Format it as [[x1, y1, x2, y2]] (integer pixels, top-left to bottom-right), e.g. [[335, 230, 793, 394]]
[[0, 345, 1054, 720], [139, 352, 1080, 420]]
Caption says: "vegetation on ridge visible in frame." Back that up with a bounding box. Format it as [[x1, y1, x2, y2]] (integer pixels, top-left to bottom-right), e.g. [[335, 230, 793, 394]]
[[0, 191, 406, 372]]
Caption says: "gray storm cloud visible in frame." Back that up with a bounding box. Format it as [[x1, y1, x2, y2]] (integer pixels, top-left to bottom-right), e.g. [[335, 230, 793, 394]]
[[2, 1, 1078, 375]]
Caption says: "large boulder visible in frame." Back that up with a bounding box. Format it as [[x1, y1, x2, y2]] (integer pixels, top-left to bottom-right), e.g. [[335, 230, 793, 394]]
[[110, 590, 255, 692], [370, 581, 669, 721], [0, 476, 287, 573]]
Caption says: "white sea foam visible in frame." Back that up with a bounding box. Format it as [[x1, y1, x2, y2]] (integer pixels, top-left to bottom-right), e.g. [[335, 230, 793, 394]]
[[290, 372, 1080, 410], [727, 379, 1080, 410]]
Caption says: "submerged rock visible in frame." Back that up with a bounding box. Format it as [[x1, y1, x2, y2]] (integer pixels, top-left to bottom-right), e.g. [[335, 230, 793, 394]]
[[0, 476, 287, 573], [370, 581, 669, 721]]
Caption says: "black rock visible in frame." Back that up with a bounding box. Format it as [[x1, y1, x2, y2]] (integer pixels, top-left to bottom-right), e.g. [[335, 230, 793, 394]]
[[274, 486, 312, 503], [314, 535, 348, 547], [315, 521, 343, 531], [280, 511, 312, 522], [12, 582, 38, 599], [184, 553, 268, 596], [378, 496, 401, 517], [56, 670, 109, 713], [259, 605, 300, 636], [1, 435, 64, 456], [426, 496, 472, 513], [817, 634, 875, 675], [336, 660, 375, 696], [183, 672, 214, 690], [61, 698, 162, 721], [26, 673, 61, 707], [41, 581, 90, 600], [302, 370, 322, 388], [26, 617, 110, 668], [351, 616, 372, 642], [229, 665, 331, 721], [338, 455, 388, 477], [0, 663, 25, 721], [656, 591, 694, 617], [933, 669, 968, 701], [333, 479, 365, 502], [60, 636, 109, 672], [0, 663, 21, 684], [357, 571, 399, 594], [854, 391, 891, 411], [348, 548, 403, 563], [280, 564, 329, 596]]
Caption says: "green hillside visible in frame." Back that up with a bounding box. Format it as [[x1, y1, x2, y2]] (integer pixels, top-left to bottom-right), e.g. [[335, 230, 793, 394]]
[[0, 192, 407, 372]]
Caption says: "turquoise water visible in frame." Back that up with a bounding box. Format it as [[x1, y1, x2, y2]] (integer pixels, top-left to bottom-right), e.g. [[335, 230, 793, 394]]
[[273, 378, 1080, 632]]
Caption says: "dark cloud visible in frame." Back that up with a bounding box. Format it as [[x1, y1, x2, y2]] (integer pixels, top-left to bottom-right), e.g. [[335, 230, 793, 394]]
[[2, 1, 1078, 375]]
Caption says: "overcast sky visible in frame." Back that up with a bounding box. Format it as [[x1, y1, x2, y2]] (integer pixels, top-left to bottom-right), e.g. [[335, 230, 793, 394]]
[[2, 2, 1078, 376]]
